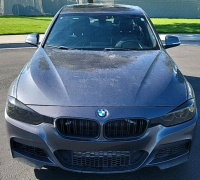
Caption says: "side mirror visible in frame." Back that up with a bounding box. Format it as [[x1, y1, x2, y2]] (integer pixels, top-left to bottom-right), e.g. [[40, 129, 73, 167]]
[[25, 33, 40, 46], [165, 35, 181, 49]]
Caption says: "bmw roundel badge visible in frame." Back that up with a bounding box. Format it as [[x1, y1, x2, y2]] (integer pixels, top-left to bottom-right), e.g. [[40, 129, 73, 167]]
[[97, 109, 108, 118]]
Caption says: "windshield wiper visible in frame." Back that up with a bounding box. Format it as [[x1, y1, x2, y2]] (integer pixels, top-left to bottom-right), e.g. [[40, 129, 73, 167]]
[[46, 45, 76, 50], [104, 48, 136, 51]]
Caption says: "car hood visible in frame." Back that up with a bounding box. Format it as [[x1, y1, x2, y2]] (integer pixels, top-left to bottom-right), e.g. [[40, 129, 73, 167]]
[[16, 47, 187, 107]]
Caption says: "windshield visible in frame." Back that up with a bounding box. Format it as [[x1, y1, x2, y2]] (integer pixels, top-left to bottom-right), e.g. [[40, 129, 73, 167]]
[[45, 13, 159, 50]]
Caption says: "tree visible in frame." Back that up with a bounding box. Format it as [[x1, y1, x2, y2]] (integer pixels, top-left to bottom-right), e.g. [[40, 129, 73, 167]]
[[37, 0, 44, 14], [1, 0, 4, 15]]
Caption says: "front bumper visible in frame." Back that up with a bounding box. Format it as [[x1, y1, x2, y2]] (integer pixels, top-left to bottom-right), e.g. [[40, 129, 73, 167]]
[[5, 111, 198, 173]]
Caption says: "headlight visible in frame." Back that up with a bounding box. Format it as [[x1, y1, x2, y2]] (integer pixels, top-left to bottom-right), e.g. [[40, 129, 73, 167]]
[[151, 99, 196, 127], [6, 96, 53, 125]]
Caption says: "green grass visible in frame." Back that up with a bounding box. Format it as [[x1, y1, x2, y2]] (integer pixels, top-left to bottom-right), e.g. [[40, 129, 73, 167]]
[[0, 16, 53, 35], [0, 16, 200, 35], [151, 18, 200, 34]]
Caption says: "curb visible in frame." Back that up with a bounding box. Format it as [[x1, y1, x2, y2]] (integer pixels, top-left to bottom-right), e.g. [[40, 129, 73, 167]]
[[1, 41, 199, 49], [0, 35, 200, 49], [0, 43, 34, 49]]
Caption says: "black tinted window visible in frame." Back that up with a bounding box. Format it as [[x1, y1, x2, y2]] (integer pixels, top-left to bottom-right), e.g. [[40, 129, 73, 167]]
[[45, 13, 159, 50]]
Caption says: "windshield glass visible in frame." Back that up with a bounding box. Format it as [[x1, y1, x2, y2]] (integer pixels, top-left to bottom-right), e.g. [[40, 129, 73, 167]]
[[45, 13, 159, 50]]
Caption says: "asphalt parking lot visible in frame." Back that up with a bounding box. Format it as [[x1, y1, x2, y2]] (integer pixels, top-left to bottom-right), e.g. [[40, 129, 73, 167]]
[[0, 44, 200, 180]]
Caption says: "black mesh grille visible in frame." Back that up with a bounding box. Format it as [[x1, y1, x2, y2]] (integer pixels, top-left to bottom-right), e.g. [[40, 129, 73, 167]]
[[73, 151, 130, 167], [104, 119, 147, 139], [155, 143, 189, 158], [56, 118, 99, 139], [55, 150, 147, 171], [13, 141, 47, 157]]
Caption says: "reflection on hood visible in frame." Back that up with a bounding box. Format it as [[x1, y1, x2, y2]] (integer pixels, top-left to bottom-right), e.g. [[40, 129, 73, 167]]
[[44, 48, 139, 71], [16, 48, 187, 107]]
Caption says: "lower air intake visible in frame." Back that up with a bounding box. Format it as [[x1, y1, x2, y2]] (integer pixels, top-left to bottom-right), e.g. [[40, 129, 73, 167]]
[[73, 151, 130, 167], [13, 141, 47, 157], [155, 142, 190, 158], [54, 150, 148, 172], [12, 140, 51, 163]]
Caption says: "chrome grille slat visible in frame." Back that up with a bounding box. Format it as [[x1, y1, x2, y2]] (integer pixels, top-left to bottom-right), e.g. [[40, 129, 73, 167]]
[[61, 119, 65, 133], [73, 119, 77, 135], [120, 120, 124, 136], [133, 120, 136, 134], [67, 119, 71, 134], [139, 120, 143, 134], [127, 119, 130, 135]]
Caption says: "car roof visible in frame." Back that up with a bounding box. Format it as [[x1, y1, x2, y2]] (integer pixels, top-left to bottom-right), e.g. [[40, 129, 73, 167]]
[[60, 4, 145, 16]]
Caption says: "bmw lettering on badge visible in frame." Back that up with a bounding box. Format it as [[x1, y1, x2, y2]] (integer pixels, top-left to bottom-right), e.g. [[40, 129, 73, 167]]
[[97, 109, 108, 118]]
